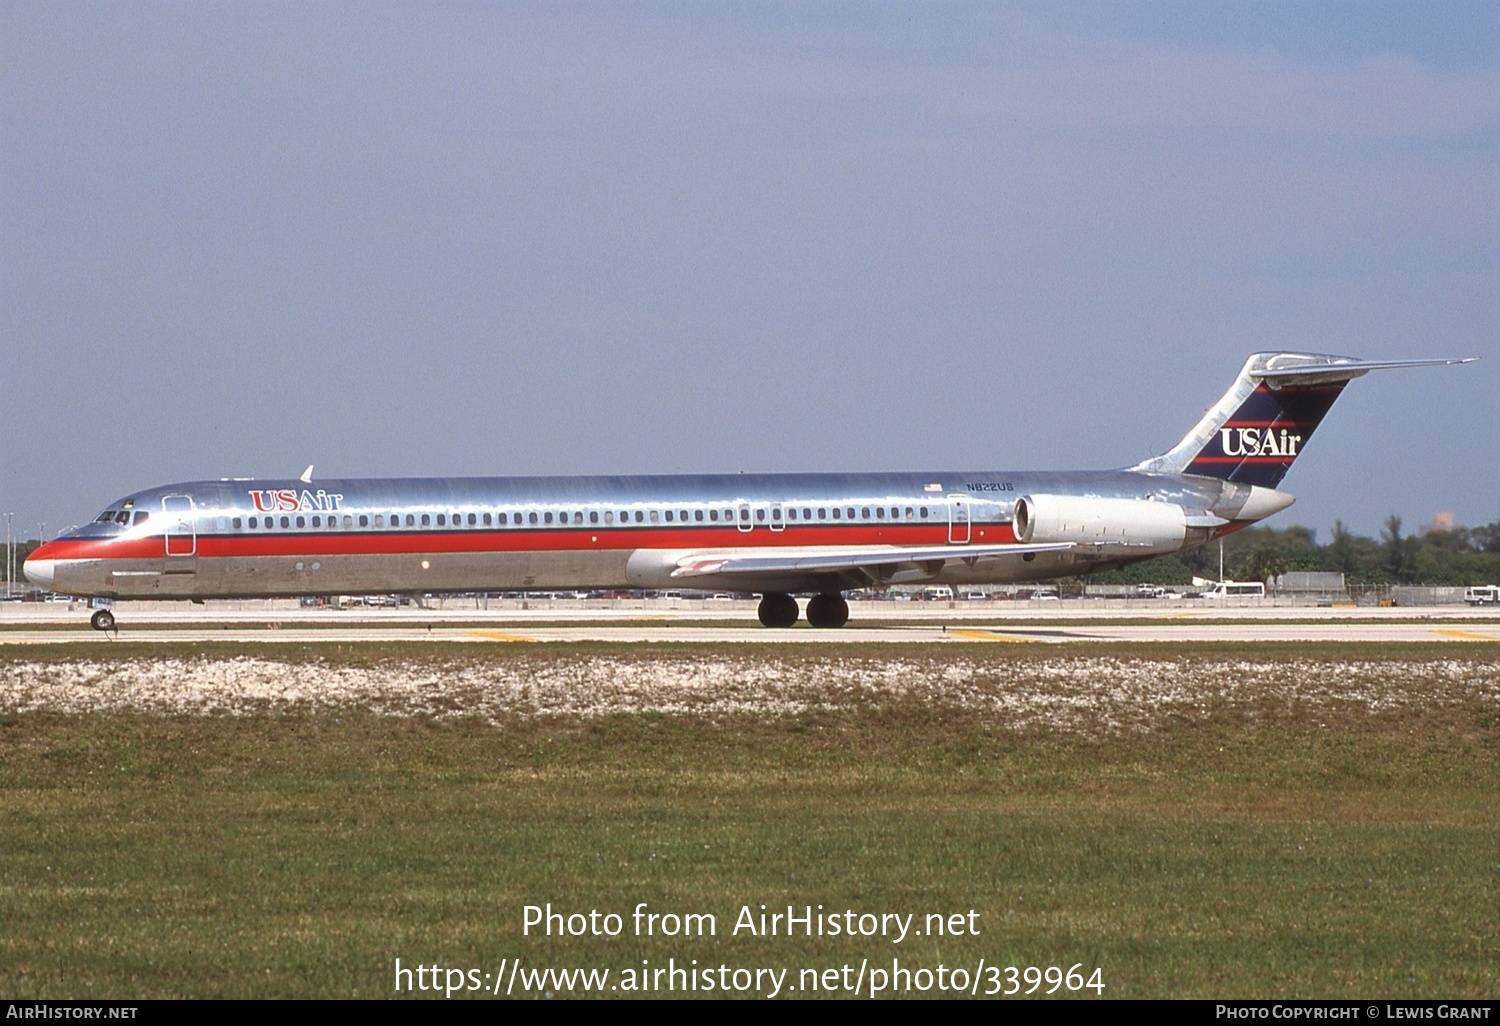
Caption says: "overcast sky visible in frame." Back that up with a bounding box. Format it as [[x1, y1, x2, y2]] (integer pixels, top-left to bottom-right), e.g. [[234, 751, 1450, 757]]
[[4, 1, 1497, 542]]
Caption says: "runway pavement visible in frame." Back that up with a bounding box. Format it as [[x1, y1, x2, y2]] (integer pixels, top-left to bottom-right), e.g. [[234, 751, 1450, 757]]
[[1, 599, 1497, 644]]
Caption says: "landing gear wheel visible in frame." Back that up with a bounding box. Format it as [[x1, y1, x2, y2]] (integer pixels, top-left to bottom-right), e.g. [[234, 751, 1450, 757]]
[[90, 609, 116, 632], [805, 592, 850, 629], [757, 592, 800, 628]]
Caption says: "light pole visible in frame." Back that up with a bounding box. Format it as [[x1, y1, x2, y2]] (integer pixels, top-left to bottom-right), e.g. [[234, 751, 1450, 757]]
[[5, 512, 12, 599]]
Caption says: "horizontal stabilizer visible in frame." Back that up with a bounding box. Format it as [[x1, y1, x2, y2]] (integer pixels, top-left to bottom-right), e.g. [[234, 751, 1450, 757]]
[[1257, 357, 1475, 386]]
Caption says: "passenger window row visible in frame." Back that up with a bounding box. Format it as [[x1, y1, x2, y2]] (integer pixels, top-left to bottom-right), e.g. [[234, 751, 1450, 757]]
[[204, 505, 938, 531]]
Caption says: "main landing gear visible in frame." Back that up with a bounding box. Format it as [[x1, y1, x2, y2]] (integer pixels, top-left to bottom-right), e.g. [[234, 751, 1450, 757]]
[[805, 592, 849, 629], [756, 591, 850, 629], [757, 592, 799, 628]]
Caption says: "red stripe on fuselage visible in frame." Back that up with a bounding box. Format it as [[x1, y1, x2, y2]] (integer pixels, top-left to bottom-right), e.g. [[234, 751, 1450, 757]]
[[33, 523, 1019, 563]]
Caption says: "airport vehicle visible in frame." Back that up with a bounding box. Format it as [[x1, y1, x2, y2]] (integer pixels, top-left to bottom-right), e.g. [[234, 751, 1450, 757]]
[[1200, 580, 1267, 600], [1465, 585, 1500, 606], [25, 352, 1472, 630]]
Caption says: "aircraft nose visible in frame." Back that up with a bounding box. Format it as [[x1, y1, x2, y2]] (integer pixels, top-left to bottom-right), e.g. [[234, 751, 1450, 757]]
[[23, 544, 56, 589]]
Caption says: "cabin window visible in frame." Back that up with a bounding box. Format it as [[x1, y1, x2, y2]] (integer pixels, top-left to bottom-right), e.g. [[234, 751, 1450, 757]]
[[664, 510, 673, 522], [233, 517, 243, 529], [528, 512, 537, 525], [649, 510, 660, 523], [468, 513, 477, 526], [874, 507, 883, 519], [482, 513, 491, 526], [755, 508, 765, 522], [436, 514, 445, 527], [421, 514, 431, 527], [771, 507, 781, 521], [695, 510, 704, 522], [357, 515, 367, 527], [266, 518, 275, 530], [543, 512, 552, 524], [604, 511, 613, 525], [832, 508, 841, 520], [920, 507, 929, 518], [635, 511, 644, 523], [590, 511, 599, 524], [709, 509, 718, 522], [788, 508, 797, 520]]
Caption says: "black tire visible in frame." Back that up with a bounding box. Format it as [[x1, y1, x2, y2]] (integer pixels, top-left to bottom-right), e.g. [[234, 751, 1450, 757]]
[[756, 592, 799, 628], [90, 609, 116, 632], [806, 592, 850, 628]]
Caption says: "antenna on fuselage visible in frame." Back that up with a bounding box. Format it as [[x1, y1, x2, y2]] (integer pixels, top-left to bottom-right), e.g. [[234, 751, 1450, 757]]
[[300, 465, 314, 484]]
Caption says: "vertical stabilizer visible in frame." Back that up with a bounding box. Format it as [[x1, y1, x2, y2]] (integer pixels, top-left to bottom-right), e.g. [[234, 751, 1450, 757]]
[[1131, 353, 1475, 488]]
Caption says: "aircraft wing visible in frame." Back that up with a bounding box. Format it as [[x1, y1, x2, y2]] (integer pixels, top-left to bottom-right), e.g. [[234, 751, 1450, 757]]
[[670, 542, 1074, 579]]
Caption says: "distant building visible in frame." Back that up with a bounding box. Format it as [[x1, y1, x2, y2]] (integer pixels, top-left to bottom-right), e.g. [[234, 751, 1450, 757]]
[[1272, 572, 1347, 600], [1423, 511, 1459, 534]]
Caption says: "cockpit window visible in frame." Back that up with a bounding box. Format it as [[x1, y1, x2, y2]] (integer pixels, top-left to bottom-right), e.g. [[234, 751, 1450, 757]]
[[115, 511, 131, 525], [134, 511, 149, 525], [96, 510, 117, 523]]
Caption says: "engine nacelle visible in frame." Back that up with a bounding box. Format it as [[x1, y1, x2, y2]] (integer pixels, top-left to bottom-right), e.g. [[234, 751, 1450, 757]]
[[1012, 494, 1189, 549]]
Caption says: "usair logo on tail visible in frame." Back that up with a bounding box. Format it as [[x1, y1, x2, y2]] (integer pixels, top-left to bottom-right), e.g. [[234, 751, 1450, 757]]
[[1217, 427, 1303, 458]]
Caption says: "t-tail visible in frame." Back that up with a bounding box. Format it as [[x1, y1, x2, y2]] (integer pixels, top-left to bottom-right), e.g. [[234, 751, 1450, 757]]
[[1131, 352, 1476, 487]]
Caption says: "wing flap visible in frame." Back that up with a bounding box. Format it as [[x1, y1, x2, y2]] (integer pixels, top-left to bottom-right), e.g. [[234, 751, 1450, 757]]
[[670, 542, 1074, 579]]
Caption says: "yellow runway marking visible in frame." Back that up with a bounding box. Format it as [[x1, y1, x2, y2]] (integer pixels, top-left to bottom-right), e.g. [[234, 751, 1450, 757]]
[[1429, 629, 1500, 641], [464, 630, 536, 643], [947, 629, 1035, 643]]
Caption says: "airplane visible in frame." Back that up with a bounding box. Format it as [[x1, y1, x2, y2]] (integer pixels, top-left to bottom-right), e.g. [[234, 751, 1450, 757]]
[[24, 351, 1474, 631]]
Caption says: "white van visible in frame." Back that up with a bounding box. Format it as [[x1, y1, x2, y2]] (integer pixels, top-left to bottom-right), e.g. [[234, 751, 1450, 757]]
[[1465, 585, 1500, 606], [1201, 580, 1265, 599]]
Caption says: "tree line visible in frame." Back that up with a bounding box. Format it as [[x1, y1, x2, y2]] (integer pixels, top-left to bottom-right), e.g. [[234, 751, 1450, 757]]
[[1088, 518, 1500, 587]]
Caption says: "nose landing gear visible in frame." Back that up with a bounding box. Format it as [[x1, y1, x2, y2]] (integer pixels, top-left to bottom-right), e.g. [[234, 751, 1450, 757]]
[[90, 609, 116, 632]]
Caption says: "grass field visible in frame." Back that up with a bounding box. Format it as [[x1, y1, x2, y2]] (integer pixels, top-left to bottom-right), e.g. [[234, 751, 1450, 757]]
[[1, 642, 1495, 999]]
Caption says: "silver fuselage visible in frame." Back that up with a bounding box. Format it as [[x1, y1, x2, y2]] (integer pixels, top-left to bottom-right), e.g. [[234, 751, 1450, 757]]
[[28, 469, 1274, 600]]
